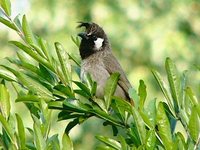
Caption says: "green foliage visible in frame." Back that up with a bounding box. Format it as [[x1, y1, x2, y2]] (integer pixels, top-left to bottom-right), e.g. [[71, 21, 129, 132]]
[[0, 84, 10, 119], [0, 1, 199, 150], [104, 73, 120, 110], [0, 0, 11, 16]]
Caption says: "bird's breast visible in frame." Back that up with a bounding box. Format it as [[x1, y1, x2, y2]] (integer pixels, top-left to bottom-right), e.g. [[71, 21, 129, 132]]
[[81, 57, 110, 98], [81, 58, 109, 83], [80, 56, 128, 100]]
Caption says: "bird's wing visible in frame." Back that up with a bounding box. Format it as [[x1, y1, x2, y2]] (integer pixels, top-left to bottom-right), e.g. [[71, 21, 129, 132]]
[[103, 52, 132, 99]]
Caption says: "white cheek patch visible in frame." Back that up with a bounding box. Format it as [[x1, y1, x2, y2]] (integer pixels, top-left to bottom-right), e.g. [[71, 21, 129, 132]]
[[87, 32, 92, 36], [94, 38, 104, 50]]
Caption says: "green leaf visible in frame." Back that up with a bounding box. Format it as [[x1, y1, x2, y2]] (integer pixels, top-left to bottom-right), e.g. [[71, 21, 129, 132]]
[[22, 15, 35, 44], [55, 42, 72, 87], [74, 89, 90, 98], [83, 73, 96, 96], [132, 107, 146, 144], [53, 89, 68, 99], [1, 128, 11, 150], [46, 134, 60, 150], [67, 52, 81, 67], [16, 113, 26, 149], [0, 68, 17, 82], [48, 101, 63, 110], [188, 106, 200, 142], [16, 51, 32, 63], [93, 97, 107, 112], [38, 38, 52, 63], [62, 133, 73, 150], [183, 88, 193, 114], [175, 132, 186, 150], [91, 107, 124, 128], [0, 17, 17, 31], [128, 88, 139, 109], [1, 65, 53, 99], [96, 145, 116, 150], [139, 110, 153, 129], [179, 71, 187, 108], [0, 114, 15, 143], [165, 57, 180, 113], [73, 81, 91, 97], [54, 84, 74, 98], [162, 103, 177, 133], [71, 35, 80, 47], [10, 41, 54, 72], [112, 96, 132, 114], [0, 84, 10, 119], [91, 81, 97, 96], [39, 64, 57, 85], [145, 98, 156, 126], [33, 121, 46, 150], [179, 109, 189, 127], [63, 99, 88, 113], [39, 101, 52, 138], [156, 102, 173, 150], [65, 118, 79, 134], [104, 73, 120, 110], [138, 80, 147, 109], [8, 53, 39, 75], [152, 69, 176, 117], [96, 135, 121, 150], [145, 130, 156, 150], [31, 44, 46, 59], [185, 87, 199, 106], [110, 101, 125, 123], [13, 14, 22, 30], [0, 0, 11, 16], [110, 100, 125, 123], [26, 127, 34, 136], [118, 135, 127, 150], [58, 112, 84, 121], [15, 95, 41, 103], [127, 126, 141, 146]]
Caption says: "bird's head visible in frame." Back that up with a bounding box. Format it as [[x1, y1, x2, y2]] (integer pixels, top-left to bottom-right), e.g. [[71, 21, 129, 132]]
[[77, 22, 110, 59]]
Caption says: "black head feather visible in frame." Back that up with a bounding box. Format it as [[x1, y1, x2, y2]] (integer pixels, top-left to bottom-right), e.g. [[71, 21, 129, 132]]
[[77, 22, 92, 29], [77, 22, 105, 35], [77, 22, 110, 59]]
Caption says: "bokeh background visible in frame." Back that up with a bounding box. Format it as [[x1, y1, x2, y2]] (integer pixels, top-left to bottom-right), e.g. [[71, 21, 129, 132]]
[[0, 0, 200, 149]]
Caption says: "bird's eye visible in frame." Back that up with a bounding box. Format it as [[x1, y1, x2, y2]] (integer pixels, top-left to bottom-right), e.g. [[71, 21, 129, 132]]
[[92, 35, 97, 41]]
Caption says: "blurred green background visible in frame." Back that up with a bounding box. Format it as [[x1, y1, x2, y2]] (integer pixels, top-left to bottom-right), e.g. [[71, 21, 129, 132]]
[[0, 0, 200, 149]]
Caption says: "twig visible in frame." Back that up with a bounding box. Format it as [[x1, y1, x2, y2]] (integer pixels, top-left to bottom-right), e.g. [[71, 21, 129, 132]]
[[0, 8, 26, 42]]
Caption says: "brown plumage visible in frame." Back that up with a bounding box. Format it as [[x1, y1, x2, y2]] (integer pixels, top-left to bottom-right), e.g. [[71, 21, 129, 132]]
[[77, 22, 134, 105]]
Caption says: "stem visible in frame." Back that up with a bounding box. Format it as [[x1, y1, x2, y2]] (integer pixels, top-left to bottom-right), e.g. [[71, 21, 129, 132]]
[[0, 8, 26, 43], [194, 133, 200, 150], [155, 131, 164, 146], [177, 112, 192, 141], [0, 8, 11, 21]]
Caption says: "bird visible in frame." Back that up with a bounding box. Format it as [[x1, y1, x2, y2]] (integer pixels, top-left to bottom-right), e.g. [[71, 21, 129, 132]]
[[77, 22, 134, 105]]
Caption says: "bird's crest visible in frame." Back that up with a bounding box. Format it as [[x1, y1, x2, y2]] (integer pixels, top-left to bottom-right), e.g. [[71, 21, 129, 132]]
[[77, 22, 103, 35], [77, 22, 92, 29]]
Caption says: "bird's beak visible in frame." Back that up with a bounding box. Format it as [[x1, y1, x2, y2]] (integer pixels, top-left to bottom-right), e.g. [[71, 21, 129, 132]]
[[78, 32, 88, 40]]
